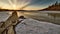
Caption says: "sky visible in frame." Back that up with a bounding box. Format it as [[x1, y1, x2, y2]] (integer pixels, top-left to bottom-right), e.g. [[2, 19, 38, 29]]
[[0, 0, 60, 10]]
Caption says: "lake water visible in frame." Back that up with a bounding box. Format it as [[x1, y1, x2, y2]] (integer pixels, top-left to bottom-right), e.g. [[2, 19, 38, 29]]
[[0, 11, 60, 24]]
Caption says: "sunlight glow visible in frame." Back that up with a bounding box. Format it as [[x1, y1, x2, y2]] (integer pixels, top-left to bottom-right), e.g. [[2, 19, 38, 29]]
[[0, 0, 32, 10], [8, 0, 17, 10], [12, 4, 17, 10]]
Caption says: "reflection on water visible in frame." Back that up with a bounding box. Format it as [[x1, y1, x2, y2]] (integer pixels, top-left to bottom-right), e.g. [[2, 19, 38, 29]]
[[0, 11, 60, 24]]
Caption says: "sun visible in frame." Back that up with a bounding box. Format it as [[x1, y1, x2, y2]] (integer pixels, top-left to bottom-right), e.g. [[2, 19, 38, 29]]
[[11, 4, 20, 10], [12, 5, 17, 10]]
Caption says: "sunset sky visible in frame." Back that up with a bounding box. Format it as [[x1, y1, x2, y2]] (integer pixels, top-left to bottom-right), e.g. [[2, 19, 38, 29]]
[[0, 0, 60, 10]]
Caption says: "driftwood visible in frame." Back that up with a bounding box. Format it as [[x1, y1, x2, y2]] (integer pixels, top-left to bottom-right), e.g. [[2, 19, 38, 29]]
[[0, 11, 18, 34]]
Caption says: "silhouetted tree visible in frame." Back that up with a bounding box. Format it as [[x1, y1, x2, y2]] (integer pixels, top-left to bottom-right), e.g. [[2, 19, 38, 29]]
[[55, 1, 58, 5]]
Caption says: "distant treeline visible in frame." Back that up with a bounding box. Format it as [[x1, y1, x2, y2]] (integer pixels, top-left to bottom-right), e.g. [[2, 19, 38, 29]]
[[41, 1, 60, 11]]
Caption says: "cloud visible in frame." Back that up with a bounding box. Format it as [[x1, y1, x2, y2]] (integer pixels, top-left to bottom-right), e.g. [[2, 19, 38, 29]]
[[0, 0, 60, 10], [28, 0, 57, 6]]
